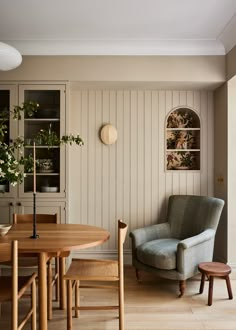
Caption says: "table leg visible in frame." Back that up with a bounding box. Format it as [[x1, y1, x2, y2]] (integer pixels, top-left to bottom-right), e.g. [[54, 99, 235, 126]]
[[59, 256, 66, 310], [38, 252, 48, 330]]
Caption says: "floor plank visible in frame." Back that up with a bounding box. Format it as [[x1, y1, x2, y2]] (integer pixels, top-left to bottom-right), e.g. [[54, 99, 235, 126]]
[[0, 265, 235, 329]]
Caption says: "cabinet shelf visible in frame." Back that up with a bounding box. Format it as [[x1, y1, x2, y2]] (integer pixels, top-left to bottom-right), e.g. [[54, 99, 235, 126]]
[[167, 149, 200, 152], [24, 118, 60, 122], [166, 127, 200, 131], [25, 173, 60, 176], [24, 146, 60, 149]]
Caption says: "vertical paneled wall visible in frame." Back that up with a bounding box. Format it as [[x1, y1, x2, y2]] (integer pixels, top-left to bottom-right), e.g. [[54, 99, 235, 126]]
[[69, 87, 214, 258]]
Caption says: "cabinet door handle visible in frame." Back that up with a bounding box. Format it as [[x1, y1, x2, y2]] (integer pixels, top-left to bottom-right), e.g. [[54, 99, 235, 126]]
[[17, 202, 22, 206], [9, 202, 13, 206]]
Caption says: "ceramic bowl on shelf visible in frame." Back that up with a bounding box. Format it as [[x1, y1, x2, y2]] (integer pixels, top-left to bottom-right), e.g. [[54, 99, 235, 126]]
[[41, 186, 58, 193], [0, 224, 11, 236], [38, 159, 54, 173]]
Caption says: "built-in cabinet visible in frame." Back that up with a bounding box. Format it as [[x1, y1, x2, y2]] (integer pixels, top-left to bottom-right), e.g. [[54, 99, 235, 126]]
[[18, 85, 66, 197], [0, 83, 67, 224], [0, 200, 16, 224]]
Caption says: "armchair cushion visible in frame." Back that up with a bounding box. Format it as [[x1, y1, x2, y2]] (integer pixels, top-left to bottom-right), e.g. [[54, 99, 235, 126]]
[[136, 238, 180, 270], [129, 223, 171, 248]]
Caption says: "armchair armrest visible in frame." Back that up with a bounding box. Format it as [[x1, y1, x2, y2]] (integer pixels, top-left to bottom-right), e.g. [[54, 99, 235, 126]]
[[177, 229, 216, 277], [129, 222, 171, 248], [178, 229, 216, 249]]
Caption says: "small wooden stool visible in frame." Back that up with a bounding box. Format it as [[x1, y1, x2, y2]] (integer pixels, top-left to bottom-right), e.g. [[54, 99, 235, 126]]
[[198, 262, 233, 306]]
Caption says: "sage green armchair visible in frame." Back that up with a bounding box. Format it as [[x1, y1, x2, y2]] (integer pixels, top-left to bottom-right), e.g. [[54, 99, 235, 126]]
[[129, 195, 224, 297]]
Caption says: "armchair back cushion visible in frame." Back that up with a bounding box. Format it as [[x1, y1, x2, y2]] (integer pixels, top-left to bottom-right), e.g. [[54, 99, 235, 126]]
[[167, 195, 224, 240]]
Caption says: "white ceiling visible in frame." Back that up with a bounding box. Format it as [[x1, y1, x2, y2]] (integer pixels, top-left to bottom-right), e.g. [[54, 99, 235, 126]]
[[1, 0, 236, 55]]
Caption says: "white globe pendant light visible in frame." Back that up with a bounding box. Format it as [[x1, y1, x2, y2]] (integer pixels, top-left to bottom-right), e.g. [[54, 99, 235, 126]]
[[0, 42, 22, 71]]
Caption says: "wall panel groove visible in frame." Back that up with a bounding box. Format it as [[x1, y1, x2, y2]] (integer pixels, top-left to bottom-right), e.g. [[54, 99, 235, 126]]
[[69, 88, 214, 254]]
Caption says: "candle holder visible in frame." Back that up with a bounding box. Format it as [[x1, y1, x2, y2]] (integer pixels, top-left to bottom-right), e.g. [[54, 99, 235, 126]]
[[30, 192, 39, 239], [30, 142, 39, 239]]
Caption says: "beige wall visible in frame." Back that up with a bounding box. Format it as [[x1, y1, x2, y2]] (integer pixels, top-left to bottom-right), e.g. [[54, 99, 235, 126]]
[[227, 77, 236, 267], [214, 77, 236, 267], [0, 55, 225, 87], [213, 48, 236, 266], [69, 87, 214, 259], [214, 84, 228, 262], [226, 45, 236, 80]]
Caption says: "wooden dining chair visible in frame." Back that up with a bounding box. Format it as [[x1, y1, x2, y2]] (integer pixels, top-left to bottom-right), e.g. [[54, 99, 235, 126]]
[[0, 240, 37, 330], [13, 213, 63, 320], [64, 219, 128, 330]]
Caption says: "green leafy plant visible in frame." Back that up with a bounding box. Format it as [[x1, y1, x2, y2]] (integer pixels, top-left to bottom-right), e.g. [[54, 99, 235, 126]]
[[0, 139, 25, 186], [23, 154, 40, 173], [12, 101, 39, 119], [35, 127, 84, 149], [35, 128, 60, 147], [0, 101, 84, 187], [60, 134, 84, 146]]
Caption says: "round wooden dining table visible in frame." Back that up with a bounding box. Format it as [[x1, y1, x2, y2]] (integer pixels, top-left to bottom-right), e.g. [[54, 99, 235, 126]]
[[0, 223, 110, 330]]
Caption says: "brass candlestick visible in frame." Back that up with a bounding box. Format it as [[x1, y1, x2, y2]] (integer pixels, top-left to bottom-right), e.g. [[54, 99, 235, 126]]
[[30, 142, 39, 239]]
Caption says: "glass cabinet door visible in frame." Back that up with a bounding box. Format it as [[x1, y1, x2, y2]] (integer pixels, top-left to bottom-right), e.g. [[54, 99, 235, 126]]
[[0, 85, 17, 197], [18, 85, 66, 198]]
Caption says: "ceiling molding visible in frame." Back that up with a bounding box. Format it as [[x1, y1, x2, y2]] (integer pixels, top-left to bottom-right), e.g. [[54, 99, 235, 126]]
[[1, 1, 235, 56], [4, 39, 226, 56], [218, 14, 236, 53]]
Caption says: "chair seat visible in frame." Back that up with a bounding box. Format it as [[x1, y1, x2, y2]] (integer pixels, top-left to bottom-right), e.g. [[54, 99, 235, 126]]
[[65, 258, 119, 281], [136, 238, 180, 270], [0, 274, 37, 301]]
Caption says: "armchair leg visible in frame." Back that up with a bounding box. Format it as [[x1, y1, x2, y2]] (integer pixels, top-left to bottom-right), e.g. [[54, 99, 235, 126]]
[[135, 269, 142, 282], [179, 280, 186, 297]]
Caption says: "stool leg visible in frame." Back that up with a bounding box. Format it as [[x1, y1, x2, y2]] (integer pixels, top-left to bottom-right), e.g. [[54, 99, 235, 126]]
[[199, 273, 205, 294], [208, 276, 214, 306], [225, 275, 233, 300]]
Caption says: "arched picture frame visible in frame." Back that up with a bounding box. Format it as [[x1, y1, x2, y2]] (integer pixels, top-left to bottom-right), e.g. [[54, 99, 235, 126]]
[[166, 107, 200, 171]]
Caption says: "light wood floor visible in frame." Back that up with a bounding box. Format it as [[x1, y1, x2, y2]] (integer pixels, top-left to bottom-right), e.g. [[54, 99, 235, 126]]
[[1, 265, 236, 330]]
